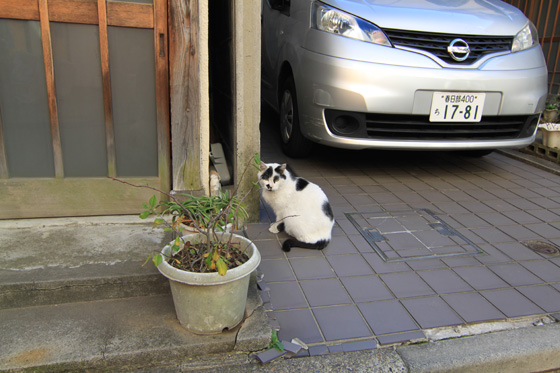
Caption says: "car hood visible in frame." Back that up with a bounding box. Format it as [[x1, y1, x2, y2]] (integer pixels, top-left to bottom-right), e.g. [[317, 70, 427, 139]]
[[321, 0, 529, 35]]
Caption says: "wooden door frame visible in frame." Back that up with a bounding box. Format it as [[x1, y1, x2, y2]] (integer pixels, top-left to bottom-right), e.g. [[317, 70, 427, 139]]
[[0, 0, 170, 218]]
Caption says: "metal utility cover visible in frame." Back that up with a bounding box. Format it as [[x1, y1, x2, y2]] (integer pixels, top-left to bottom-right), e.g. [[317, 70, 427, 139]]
[[346, 209, 484, 262]]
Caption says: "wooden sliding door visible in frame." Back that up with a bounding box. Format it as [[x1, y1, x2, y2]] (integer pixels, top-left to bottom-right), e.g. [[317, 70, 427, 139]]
[[0, 0, 170, 218]]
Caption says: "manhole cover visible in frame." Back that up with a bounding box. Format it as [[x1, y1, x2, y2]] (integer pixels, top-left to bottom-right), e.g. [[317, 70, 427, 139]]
[[523, 240, 560, 256], [346, 209, 484, 262]]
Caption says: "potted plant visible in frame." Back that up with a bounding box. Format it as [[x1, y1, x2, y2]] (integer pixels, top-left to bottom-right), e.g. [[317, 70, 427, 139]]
[[542, 96, 559, 123], [111, 154, 262, 334], [155, 191, 244, 234]]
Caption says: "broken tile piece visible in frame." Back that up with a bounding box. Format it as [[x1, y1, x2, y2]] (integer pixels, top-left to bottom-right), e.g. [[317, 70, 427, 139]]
[[291, 337, 308, 350], [282, 340, 302, 355], [256, 348, 287, 363]]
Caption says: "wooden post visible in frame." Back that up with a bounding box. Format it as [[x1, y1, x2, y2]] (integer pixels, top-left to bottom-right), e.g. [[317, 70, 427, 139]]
[[154, 0, 171, 193], [168, 0, 208, 194], [38, 0, 64, 178], [97, 0, 117, 178]]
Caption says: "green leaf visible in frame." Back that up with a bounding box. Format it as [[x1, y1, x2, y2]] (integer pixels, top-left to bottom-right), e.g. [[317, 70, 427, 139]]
[[268, 330, 284, 351], [152, 254, 163, 267], [139, 211, 151, 219], [149, 195, 157, 208], [153, 218, 165, 227], [216, 257, 228, 276], [142, 203, 150, 209]]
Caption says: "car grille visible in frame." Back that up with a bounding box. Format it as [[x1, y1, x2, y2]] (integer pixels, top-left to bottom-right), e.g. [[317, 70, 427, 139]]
[[364, 114, 536, 140], [324, 109, 539, 141], [383, 29, 513, 65]]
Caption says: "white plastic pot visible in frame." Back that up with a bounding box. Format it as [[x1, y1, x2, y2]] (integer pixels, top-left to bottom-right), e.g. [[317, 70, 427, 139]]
[[157, 232, 260, 334], [542, 128, 560, 148]]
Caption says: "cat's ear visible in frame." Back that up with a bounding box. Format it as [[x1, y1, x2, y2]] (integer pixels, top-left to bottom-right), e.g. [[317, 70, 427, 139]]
[[279, 164, 287, 174], [259, 162, 268, 171]]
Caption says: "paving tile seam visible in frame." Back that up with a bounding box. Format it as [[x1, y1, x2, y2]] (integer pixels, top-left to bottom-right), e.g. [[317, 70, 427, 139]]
[[259, 259, 559, 335]]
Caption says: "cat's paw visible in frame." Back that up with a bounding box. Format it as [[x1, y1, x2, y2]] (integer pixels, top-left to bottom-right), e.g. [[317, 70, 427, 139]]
[[269, 224, 280, 234]]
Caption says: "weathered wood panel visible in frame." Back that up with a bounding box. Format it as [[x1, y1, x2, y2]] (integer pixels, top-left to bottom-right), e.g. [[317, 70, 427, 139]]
[[169, 0, 203, 192], [0, 177, 161, 219], [0, 0, 153, 29]]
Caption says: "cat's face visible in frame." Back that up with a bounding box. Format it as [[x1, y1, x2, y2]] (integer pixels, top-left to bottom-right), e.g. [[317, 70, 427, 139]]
[[258, 162, 287, 191]]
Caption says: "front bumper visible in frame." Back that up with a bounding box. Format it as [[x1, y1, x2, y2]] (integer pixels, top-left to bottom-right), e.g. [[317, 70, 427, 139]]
[[295, 44, 548, 150]]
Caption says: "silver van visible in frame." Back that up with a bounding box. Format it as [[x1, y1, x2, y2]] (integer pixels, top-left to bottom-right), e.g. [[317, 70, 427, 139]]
[[261, 0, 548, 157]]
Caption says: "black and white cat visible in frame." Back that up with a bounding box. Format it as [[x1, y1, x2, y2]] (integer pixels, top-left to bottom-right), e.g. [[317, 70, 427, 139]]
[[258, 162, 334, 252]]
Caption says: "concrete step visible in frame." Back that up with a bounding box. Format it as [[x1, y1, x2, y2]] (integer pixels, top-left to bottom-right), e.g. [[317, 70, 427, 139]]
[[0, 292, 270, 372], [0, 216, 172, 309], [0, 217, 271, 371]]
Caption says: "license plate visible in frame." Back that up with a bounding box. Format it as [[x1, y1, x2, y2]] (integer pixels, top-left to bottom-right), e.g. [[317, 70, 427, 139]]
[[429, 92, 485, 122]]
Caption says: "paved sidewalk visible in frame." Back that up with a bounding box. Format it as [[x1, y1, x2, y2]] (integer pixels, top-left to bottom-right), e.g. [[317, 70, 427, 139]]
[[253, 106, 560, 356]]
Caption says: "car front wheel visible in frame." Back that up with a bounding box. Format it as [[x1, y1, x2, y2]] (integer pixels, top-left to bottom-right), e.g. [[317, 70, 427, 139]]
[[279, 76, 313, 158]]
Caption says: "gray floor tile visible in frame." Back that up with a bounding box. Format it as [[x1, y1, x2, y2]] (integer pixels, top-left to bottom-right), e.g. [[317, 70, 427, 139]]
[[253, 239, 285, 259], [300, 279, 352, 307], [309, 345, 330, 356], [285, 247, 325, 258], [267, 282, 308, 310], [358, 300, 419, 335], [329, 340, 377, 353], [407, 259, 447, 271], [418, 269, 473, 294], [488, 263, 544, 286], [340, 275, 394, 303], [471, 227, 515, 244], [348, 234, 376, 253], [504, 210, 542, 225], [442, 256, 483, 267], [290, 257, 336, 280], [313, 305, 372, 341], [442, 292, 505, 323], [362, 253, 411, 274], [521, 260, 560, 283], [401, 296, 463, 329], [274, 309, 324, 344], [495, 242, 545, 261], [517, 285, 560, 312], [453, 266, 509, 290], [258, 259, 296, 282], [380, 272, 435, 298], [481, 288, 544, 317], [327, 254, 375, 277], [323, 236, 359, 255]]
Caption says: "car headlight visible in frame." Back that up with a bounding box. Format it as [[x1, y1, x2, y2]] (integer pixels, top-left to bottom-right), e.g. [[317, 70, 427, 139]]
[[311, 1, 391, 46], [512, 21, 539, 52]]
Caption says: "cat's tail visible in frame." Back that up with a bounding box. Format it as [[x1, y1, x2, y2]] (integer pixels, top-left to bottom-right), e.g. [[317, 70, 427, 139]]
[[282, 239, 330, 252]]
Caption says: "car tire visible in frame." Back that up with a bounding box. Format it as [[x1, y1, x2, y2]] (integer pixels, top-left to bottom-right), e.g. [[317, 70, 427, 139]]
[[279, 76, 313, 158]]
